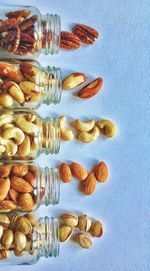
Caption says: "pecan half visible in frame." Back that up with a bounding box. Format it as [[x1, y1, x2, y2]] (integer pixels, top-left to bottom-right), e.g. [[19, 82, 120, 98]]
[[7, 27, 21, 53], [19, 15, 38, 31], [60, 31, 81, 50], [6, 9, 30, 19], [72, 24, 99, 44], [20, 32, 35, 44], [0, 18, 22, 32]]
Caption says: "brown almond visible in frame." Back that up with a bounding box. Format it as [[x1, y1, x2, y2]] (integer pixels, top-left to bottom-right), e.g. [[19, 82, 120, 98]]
[[18, 193, 34, 211], [0, 165, 12, 178], [59, 163, 72, 183], [70, 162, 87, 181], [0, 178, 10, 201], [11, 164, 28, 177], [8, 189, 18, 204], [24, 171, 34, 186], [78, 78, 103, 99], [10, 176, 33, 193], [82, 173, 96, 195], [0, 200, 17, 210], [94, 162, 108, 182]]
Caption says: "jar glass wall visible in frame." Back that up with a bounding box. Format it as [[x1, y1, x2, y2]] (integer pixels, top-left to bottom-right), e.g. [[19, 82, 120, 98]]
[[0, 5, 61, 58]]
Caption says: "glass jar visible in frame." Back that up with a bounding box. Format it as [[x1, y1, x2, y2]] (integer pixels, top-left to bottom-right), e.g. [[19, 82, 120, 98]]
[[0, 110, 60, 160], [0, 162, 60, 212], [0, 60, 62, 109], [0, 213, 59, 264], [0, 5, 61, 58]]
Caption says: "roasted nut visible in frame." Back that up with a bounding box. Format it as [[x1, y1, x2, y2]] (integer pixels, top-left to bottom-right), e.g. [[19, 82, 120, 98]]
[[20, 62, 48, 85], [0, 62, 24, 83], [18, 193, 34, 211], [19, 15, 38, 31], [8, 189, 18, 204], [2, 229, 13, 249], [78, 125, 99, 143], [96, 119, 117, 138], [59, 115, 74, 141], [76, 233, 92, 249], [60, 31, 81, 50], [90, 220, 103, 238], [17, 216, 32, 235], [77, 215, 91, 232], [94, 162, 108, 182], [62, 73, 87, 90], [72, 24, 99, 44], [0, 178, 10, 201], [59, 225, 72, 242], [16, 115, 39, 134], [9, 213, 19, 230], [59, 163, 72, 183], [72, 119, 95, 132], [0, 200, 17, 210], [0, 137, 18, 156], [10, 176, 33, 193], [19, 81, 44, 95], [11, 164, 28, 177], [78, 78, 103, 99], [0, 165, 12, 178], [2, 127, 25, 145], [0, 249, 10, 260], [6, 9, 30, 19], [24, 213, 37, 226], [61, 212, 78, 227], [0, 214, 10, 228], [0, 112, 13, 127], [5, 81, 25, 105], [70, 162, 88, 181], [0, 93, 13, 108], [0, 145, 5, 155], [14, 231, 26, 251], [0, 18, 22, 32], [82, 173, 97, 195], [17, 135, 31, 157]]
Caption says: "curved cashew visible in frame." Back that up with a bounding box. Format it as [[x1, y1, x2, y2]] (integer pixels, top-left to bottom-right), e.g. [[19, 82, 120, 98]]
[[0, 145, 5, 155], [30, 139, 38, 155], [8, 82, 25, 105], [18, 135, 31, 156], [0, 137, 18, 156], [16, 115, 39, 135], [0, 112, 13, 127], [2, 127, 25, 145], [96, 119, 117, 138], [2, 123, 14, 130], [29, 93, 44, 102], [0, 93, 13, 108], [59, 115, 74, 141], [72, 119, 95, 132], [78, 125, 99, 143]]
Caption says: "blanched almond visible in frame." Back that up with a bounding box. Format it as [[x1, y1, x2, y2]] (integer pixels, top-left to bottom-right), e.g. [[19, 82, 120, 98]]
[[70, 162, 87, 181], [10, 176, 33, 193]]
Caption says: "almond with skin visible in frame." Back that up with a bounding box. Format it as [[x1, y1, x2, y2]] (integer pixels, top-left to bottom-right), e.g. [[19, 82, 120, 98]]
[[18, 193, 34, 211], [0, 200, 17, 210], [62, 73, 88, 90], [0, 178, 10, 201], [60, 31, 81, 50], [94, 162, 108, 182], [24, 171, 35, 187], [11, 164, 28, 177], [8, 189, 18, 204], [78, 78, 103, 99], [10, 176, 33, 193], [0, 165, 12, 178], [59, 163, 72, 183], [82, 173, 97, 195], [70, 162, 88, 181]]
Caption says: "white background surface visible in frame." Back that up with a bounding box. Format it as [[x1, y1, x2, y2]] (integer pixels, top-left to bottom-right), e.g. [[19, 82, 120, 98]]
[[0, 0, 150, 270]]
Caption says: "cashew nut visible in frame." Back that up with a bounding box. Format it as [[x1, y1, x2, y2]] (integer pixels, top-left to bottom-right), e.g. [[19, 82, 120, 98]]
[[18, 135, 30, 156], [0, 137, 18, 156], [0, 93, 13, 108], [0, 112, 13, 127], [29, 93, 44, 102], [2, 123, 14, 130], [96, 119, 117, 138], [78, 125, 99, 143], [16, 115, 39, 135], [0, 145, 5, 155], [59, 115, 74, 141], [8, 82, 25, 105], [2, 127, 25, 145], [30, 139, 38, 155], [72, 119, 95, 132]]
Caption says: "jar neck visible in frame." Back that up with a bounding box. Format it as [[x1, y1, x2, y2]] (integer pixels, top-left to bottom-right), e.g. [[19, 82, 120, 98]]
[[39, 167, 60, 205], [43, 66, 62, 104], [42, 117, 60, 154], [36, 217, 59, 258], [41, 14, 61, 55]]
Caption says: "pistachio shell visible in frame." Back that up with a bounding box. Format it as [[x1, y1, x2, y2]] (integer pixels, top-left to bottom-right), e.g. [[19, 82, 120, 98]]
[[17, 216, 32, 235], [14, 231, 26, 251]]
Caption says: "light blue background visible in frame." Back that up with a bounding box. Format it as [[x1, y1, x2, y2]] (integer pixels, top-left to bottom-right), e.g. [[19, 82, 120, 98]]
[[1, 0, 150, 270]]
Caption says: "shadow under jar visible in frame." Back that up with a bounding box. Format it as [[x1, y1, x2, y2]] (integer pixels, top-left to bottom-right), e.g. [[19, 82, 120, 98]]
[[0, 5, 61, 58], [0, 110, 60, 160], [0, 162, 60, 212], [0, 60, 62, 109], [0, 214, 59, 264]]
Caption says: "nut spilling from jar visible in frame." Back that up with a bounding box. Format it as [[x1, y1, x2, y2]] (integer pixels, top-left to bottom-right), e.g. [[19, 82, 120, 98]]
[[0, 164, 45, 212], [0, 111, 41, 158], [59, 211, 104, 249], [0, 9, 41, 55], [0, 61, 49, 108], [0, 213, 38, 260]]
